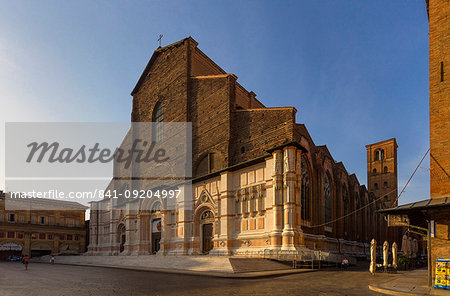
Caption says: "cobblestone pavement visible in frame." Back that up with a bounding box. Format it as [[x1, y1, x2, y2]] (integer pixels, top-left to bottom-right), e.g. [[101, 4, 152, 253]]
[[0, 262, 397, 296]]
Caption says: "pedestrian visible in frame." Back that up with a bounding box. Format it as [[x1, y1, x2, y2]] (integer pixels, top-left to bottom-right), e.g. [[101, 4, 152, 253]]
[[22, 255, 30, 271], [50, 255, 55, 264], [342, 257, 349, 270]]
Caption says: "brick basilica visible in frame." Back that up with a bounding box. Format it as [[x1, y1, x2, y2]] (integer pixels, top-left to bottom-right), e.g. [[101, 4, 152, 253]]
[[88, 37, 398, 259]]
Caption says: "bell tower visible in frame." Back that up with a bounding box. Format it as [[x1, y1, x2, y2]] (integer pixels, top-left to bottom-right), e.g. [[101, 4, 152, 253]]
[[366, 138, 398, 208]]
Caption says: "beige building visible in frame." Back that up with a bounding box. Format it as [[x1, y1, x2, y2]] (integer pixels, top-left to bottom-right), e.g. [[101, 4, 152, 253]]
[[0, 191, 87, 259]]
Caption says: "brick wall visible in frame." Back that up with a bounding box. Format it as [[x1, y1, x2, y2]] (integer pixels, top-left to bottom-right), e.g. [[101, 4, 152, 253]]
[[429, 0, 450, 198], [230, 108, 296, 165]]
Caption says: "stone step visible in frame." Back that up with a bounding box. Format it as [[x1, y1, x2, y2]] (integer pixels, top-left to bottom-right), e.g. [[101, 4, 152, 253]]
[[229, 258, 292, 273]]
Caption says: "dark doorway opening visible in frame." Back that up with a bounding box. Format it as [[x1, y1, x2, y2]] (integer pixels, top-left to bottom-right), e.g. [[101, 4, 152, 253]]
[[152, 218, 161, 254], [202, 223, 213, 254], [152, 233, 161, 254], [31, 249, 51, 258]]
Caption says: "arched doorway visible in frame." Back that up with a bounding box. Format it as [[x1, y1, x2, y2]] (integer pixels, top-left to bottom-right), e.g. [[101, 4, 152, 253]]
[[200, 209, 214, 254], [118, 224, 126, 253]]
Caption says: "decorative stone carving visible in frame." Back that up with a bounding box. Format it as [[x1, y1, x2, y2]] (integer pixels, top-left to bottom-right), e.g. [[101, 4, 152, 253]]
[[200, 210, 214, 220], [194, 189, 216, 211]]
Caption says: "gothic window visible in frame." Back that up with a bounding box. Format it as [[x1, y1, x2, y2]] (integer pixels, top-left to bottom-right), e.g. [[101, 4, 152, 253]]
[[152, 101, 164, 142], [250, 189, 257, 215], [342, 185, 349, 237], [384, 166, 388, 173], [195, 153, 216, 177], [257, 185, 265, 213], [235, 194, 241, 214], [324, 173, 332, 223], [301, 157, 311, 221], [375, 151, 380, 161], [373, 168, 377, 175], [242, 192, 248, 214]]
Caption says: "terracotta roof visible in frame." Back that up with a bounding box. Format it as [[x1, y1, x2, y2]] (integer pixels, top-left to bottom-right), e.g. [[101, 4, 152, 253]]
[[4, 193, 88, 210]]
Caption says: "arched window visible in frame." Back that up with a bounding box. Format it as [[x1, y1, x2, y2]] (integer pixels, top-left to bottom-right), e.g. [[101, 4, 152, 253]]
[[375, 150, 380, 161], [373, 168, 377, 175], [342, 185, 349, 237], [384, 166, 388, 173], [324, 173, 331, 223], [195, 153, 216, 177], [374, 183, 379, 190], [301, 157, 311, 221], [381, 149, 385, 160], [152, 102, 164, 142], [355, 194, 361, 240], [383, 181, 388, 188]]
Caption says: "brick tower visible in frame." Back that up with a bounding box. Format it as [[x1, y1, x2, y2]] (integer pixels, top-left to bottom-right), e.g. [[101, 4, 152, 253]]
[[366, 138, 399, 208], [366, 138, 400, 244], [428, 0, 450, 199]]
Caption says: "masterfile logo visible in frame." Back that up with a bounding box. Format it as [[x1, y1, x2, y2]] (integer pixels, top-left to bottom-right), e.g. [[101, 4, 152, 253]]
[[5, 122, 192, 210]]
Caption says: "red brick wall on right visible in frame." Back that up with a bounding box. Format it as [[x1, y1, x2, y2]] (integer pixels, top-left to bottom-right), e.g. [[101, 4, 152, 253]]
[[429, 0, 450, 199]]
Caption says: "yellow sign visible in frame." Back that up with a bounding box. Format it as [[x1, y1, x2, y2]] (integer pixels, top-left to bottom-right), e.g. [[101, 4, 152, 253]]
[[387, 214, 410, 227]]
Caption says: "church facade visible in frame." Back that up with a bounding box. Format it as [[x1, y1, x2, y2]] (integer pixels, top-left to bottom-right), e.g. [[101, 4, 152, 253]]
[[88, 37, 393, 258]]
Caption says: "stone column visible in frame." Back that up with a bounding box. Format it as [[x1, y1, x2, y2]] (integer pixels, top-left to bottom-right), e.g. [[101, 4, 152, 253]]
[[124, 203, 137, 255], [178, 183, 194, 255], [269, 150, 283, 250], [109, 214, 117, 255], [281, 146, 297, 251], [158, 209, 170, 255], [87, 201, 98, 253], [295, 149, 304, 246], [23, 232, 31, 256], [211, 172, 233, 255], [137, 213, 150, 255], [53, 233, 60, 254]]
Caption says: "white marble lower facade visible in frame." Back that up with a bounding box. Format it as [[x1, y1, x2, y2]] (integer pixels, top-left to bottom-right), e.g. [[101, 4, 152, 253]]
[[88, 145, 371, 260]]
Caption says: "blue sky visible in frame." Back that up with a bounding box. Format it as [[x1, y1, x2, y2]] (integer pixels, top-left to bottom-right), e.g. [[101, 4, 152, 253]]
[[0, 0, 430, 205]]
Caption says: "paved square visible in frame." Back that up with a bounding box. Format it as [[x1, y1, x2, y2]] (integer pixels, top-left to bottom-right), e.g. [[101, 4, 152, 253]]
[[0, 262, 397, 295]]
